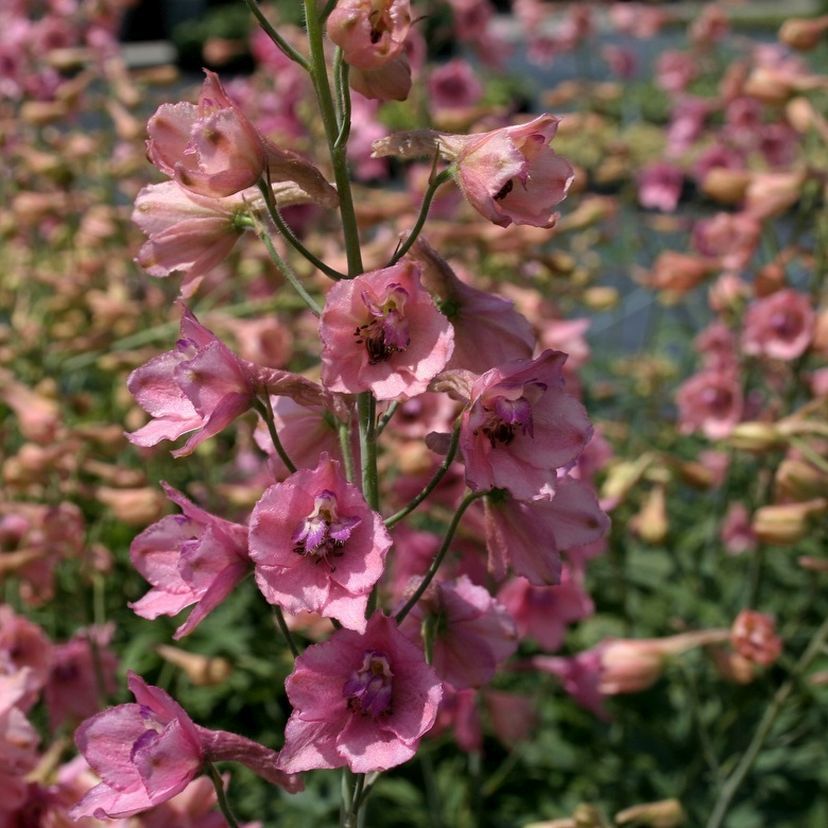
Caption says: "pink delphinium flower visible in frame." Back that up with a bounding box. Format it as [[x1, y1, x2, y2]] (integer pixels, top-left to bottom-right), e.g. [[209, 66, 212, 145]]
[[278, 613, 442, 773], [129, 483, 249, 639], [147, 70, 267, 197], [327, 0, 411, 70], [484, 478, 609, 584], [0, 671, 40, 813], [0, 606, 53, 711], [637, 161, 684, 212], [127, 307, 326, 457], [398, 575, 517, 689], [440, 114, 574, 228], [410, 238, 534, 374], [742, 288, 815, 360], [692, 212, 760, 272], [132, 182, 245, 294], [72, 673, 300, 820], [602, 45, 637, 80], [249, 454, 392, 631], [349, 52, 412, 102], [655, 50, 697, 93], [533, 649, 608, 719], [731, 610, 782, 666], [497, 565, 594, 651], [676, 369, 743, 440], [44, 625, 118, 728], [695, 322, 738, 371], [430, 687, 482, 752], [665, 96, 711, 154], [320, 260, 454, 400], [428, 59, 483, 111], [459, 350, 593, 500], [721, 502, 757, 556], [484, 690, 537, 748]]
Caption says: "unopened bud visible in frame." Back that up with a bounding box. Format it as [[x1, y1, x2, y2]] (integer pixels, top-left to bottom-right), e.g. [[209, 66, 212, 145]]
[[776, 458, 827, 500], [701, 168, 750, 204], [601, 455, 654, 505], [156, 645, 233, 686], [779, 16, 828, 51], [728, 422, 784, 452], [573, 804, 610, 828], [631, 486, 668, 545], [710, 647, 755, 684], [96, 486, 166, 526], [615, 799, 685, 827], [752, 498, 828, 545], [676, 460, 715, 489], [20, 100, 68, 126], [583, 286, 619, 311]]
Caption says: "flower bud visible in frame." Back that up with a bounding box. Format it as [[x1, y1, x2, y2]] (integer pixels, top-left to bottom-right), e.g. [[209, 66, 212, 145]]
[[583, 286, 619, 311], [776, 458, 827, 500], [727, 422, 784, 452], [731, 610, 782, 667], [752, 498, 828, 545], [615, 799, 685, 827], [710, 647, 756, 684], [630, 486, 668, 545], [701, 168, 750, 204], [156, 645, 233, 686], [779, 16, 828, 51], [96, 486, 166, 526]]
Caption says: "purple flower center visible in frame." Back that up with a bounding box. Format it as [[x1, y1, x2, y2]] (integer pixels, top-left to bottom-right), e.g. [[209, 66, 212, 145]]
[[354, 284, 410, 365], [344, 651, 393, 718], [474, 381, 546, 448], [292, 490, 360, 566]]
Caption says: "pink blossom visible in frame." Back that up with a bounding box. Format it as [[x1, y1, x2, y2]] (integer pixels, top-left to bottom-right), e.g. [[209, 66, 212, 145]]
[[637, 161, 683, 212], [655, 50, 697, 93], [731, 610, 782, 666], [399, 575, 517, 689], [721, 503, 757, 556], [428, 59, 483, 110], [0, 671, 39, 813], [497, 566, 594, 651], [665, 96, 711, 154], [742, 288, 815, 360], [249, 454, 392, 631], [692, 212, 760, 273], [327, 0, 411, 71], [132, 182, 245, 294], [129, 483, 250, 639], [440, 115, 574, 228], [484, 478, 609, 584], [695, 322, 738, 371], [533, 649, 608, 719], [609, 2, 667, 38], [484, 690, 537, 748], [127, 307, 326, 457], [147, 70, 267, 197], [349, 53, 412, 102], [278, 613, 442, 773], [602, 45, 637, 80], [44, 625, 118, 728], [0, 606, 53, 711], [411, 238, 535, 373], [676, 369, 743, 440], [459, 350, 593, 500], [320, 261, 454, 400], [430, 687, 481, 752]]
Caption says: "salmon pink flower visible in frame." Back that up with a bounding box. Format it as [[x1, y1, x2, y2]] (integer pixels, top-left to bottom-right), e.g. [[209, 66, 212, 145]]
[[320, 261, 454, 400], [71, 673, 300, 819], [676, 369, 743, 440], [484, 478, 609, 584], [398, 575, 517, 689], [459, 350, 592, 501], [742, 288, 815, 360], [692, 212, 760, 273], [441, 115, 574, 228], [278, 614, 442, 773], [0, 671, 39, 813], [731, 610, 782, 666], [249, 454, 392, 631], [0, 606, 53, 711], [327, 0, 411, 70], [637, 161, 683, 212], [127, 307, 327, 457], [147, 70, 267, 197], [129, 483, 249, 639]]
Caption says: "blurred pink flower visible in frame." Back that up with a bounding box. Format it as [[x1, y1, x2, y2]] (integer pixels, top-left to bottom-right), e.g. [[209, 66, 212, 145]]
[[320, 261, 454, 400], [129, 483, 249, 639], [742, 288, 815, 360], [655, 50, 697, 93], [327, 0, 411, 70], [428, 59, 483, 110], [0, 606, 53, 711], [721, 503, 757, 556], [637, 161, 683, 212], [0, 671, 39, 813], [249, 454, 392, 631], [278, 614, 442, 773], [731, 610, 781, 666], [693, 212, 760, 273], [676, 369, 743, 440]]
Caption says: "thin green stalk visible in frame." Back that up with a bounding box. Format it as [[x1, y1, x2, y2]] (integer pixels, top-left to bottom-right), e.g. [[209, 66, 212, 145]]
[[207, 762, 241, 828], [376, 401, 399, 435], [384, 421, 460, 528], [357, 393, 379, 509], [395, 491, 486, 623], [343, 773, 366, 828], [253, 397, 297, 474], [258, 180, 346, 281], [338, 420, 355, 483], [388, 169, 453, 266], [248, 204, 323, 315], [242, 0, 310, 70], [272, 606, 301, 659], [706, 616, 828, 828]]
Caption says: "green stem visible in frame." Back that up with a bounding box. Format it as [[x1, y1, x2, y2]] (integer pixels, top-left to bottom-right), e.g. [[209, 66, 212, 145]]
[[242, 0, 310, 70], [357, 393, 379, 509], [272, 606, 301, 659], [384, 422, 460, 528], [248, 203, 323, 315], [207, 762, 241, 828], [395, 491, 486, 623], [343, 773, 366, 827], [706, 616, 828, 828], [388, 169, 453, 266], [258, 180, 345, 281], [375, 401, 399, 435], [253, 397, 297, 473], [338, 420, 355, 483]]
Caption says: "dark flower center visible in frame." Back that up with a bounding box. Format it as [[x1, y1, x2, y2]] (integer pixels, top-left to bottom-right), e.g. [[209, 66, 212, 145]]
[[344, 651, 393, 717], [354, 283, 410, 365], [293, 490, 360, 567]]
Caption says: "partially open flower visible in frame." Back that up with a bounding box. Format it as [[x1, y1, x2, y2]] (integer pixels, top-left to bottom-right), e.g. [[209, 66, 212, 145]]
[[742, 288, 815, 360], [327, 0, 411, 70]]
